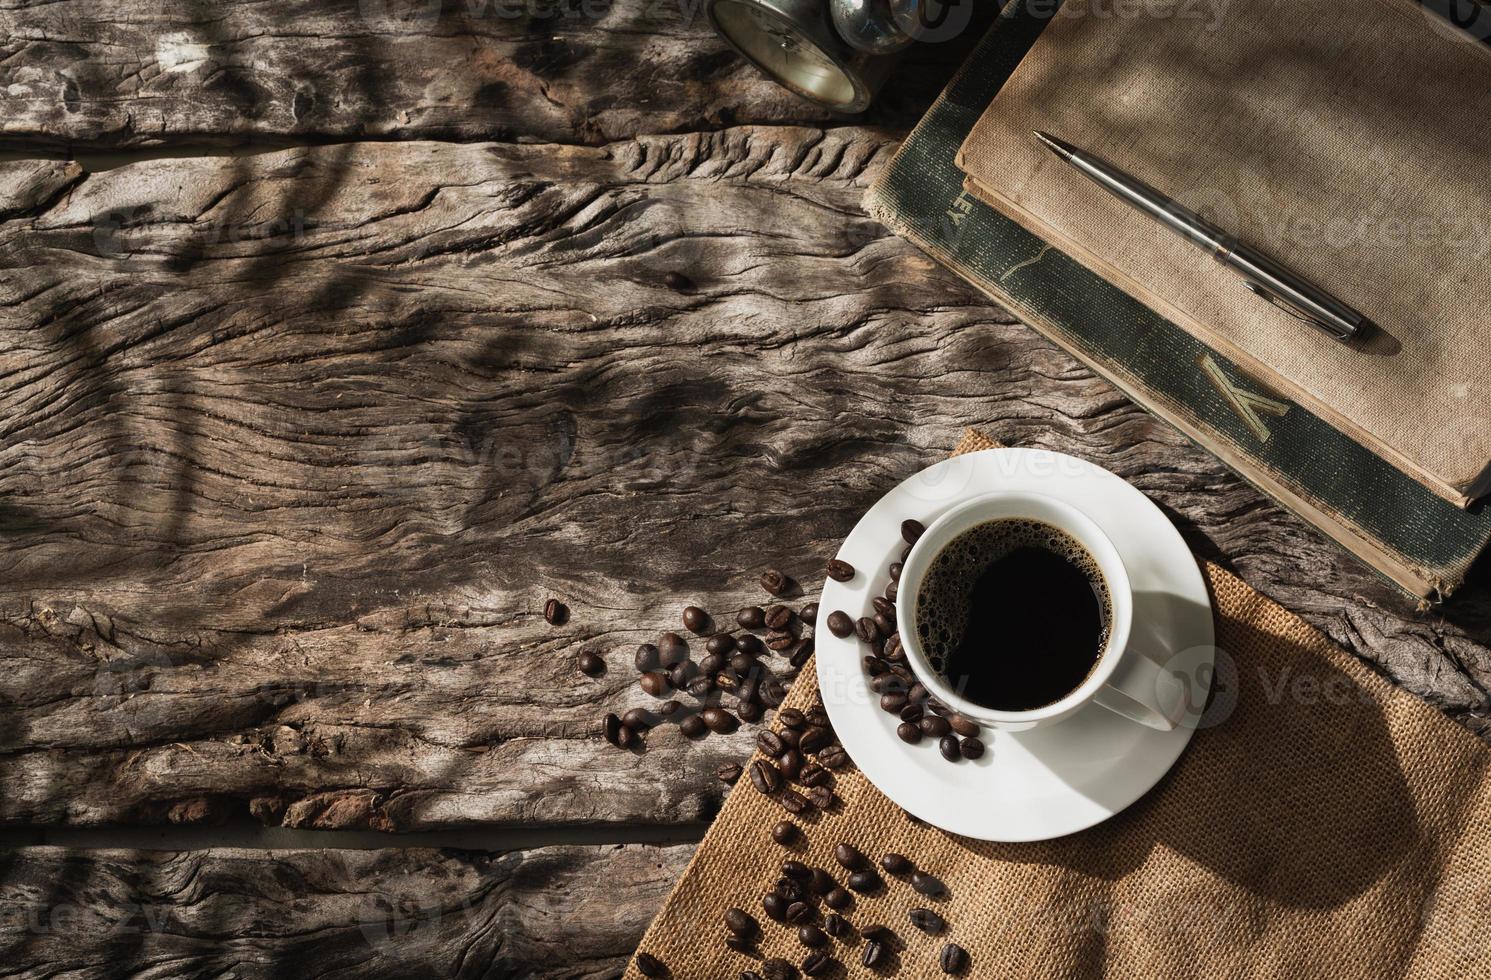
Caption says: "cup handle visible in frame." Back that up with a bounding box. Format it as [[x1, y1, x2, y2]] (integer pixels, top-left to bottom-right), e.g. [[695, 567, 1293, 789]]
[[1092, 647, 1188, 731]]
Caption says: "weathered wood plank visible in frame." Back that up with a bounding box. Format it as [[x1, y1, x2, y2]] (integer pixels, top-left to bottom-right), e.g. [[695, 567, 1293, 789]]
[[0, 127, 1488, 833], [0, 0, 987, 149], [0, 843, 692, 978]]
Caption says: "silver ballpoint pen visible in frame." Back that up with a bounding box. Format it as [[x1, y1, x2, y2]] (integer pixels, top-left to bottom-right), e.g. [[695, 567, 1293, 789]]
[[1033, 131, 1365, 343]]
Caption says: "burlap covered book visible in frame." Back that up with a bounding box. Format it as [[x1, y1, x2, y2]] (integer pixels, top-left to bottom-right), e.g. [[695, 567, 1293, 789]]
[[625, 433, 1491, 979]]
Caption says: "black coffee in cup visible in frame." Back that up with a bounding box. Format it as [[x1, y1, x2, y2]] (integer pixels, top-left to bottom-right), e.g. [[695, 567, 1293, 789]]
[[915, 518, 1111, 712]]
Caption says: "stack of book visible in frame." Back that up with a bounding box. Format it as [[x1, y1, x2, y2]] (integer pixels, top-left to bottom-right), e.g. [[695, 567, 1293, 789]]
[[867, 0, 1491, 600]]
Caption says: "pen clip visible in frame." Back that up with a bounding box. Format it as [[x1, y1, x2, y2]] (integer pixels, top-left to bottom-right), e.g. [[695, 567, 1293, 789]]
[[1240, 279, 1352, 341]]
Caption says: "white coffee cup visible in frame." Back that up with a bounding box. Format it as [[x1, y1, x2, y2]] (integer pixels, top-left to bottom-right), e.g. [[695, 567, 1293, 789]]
[[898, 491, 1187, 732]]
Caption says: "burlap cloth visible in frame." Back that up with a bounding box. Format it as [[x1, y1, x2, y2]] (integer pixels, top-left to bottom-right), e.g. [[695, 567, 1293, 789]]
[[627, 432, 1491, 979]]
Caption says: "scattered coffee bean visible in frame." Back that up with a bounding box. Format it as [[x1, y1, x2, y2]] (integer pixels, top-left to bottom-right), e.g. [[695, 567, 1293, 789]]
[[826, 559, 855, 582], [761, 677, 788, 705], [671, 667, 699, 692], [801, 952, 832, 977], [847, 869, 882, 893], [871, 595, 896, 618], [897, 722, 922, 744], [900, 543, 913, 562], [799, 762, 830, 788], [657, 632, 689, 666], [576, 651, 605, 677], [737, 633, 765, 655], [833, 843, 867, 870], [880, 852, 912, 874], [706, 633, 738, 656], [635, 952, 667, 977], [717, 762, 743, 784], [634, 643, 661, 672], [760, 569, 793, 597], [658, 699, 683, 718], [789, 638, 815, 669], [799, 601, 819, 622], [824, 887, 852, 910], [765, 630, 797, 652], [762, 893, 789, 922], [901, 518, 925, 544], [881, 691, 909, 715], [544, 598, 568, 626], [715, 672, 740, 695], [948, 713, 980, 736], [861, 924, 896, 945], [861, 941, 888, 968], [738, 606, 766, 630], [772, 820, 798, 845], [863, 655, 889, 676], [939, 735, 961, 762], [883, 633, 904, 661], [805, 708, 830, 729], [808, 867, 835, 895], [622, 707, 658, 730], [775, 878, 806, 904], [779, 788, 810, 814], [741, 973, 765, 980], [899, 702, 923, 723], [787, 903, 816, 927], [911, 870, 947, 898], [855, 617, 881, 643], [725, 907, 759, 937], [799, 726, 832, 754], [765, 604, 793, 630], [921, 715, 951, 738], [960, 736, 986, 760], [818, 745, 849, 769], [823, 912, 849, 938], [738, 701, 764, 723], [758, 730, 786, 757], [761, 957, 797, 980], [778, 750, 803, 781], [699, 653, 726, 677], [749, 760, 782, 794], [777, 712, 804, 737], [805, 785, 834, 809], [781, 859, 811, 880], [662, 270, 693, 291], [726, 653, 753, 676], [826, 611, 854, 637], [682, 605, 710, 635], [889, 561, 903, 581], [910, 907, 946, 934], [907, 682, 928, 704], [686, 674, 715, 698], [778, 728, 802, 750], [679, 714, 707, 738], [873, 612, 894, 636], [601, 713, 623, 746], [940, 942, 969, 974], [885, 579, 898, 601], [726, 934, 754, 955], [798, 923, 828, 947], [871, 674, 903, 695]]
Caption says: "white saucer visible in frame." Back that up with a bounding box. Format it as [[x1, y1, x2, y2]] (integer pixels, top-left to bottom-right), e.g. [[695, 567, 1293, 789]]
[[815, 448, 1214, 842]]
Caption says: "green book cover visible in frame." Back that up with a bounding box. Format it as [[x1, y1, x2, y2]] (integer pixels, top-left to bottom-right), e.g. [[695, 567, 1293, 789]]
[[865, 4, 1491, 601]]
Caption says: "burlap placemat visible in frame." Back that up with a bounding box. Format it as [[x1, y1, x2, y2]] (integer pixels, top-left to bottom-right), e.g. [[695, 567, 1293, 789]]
[[628, 431, 1491, 979]]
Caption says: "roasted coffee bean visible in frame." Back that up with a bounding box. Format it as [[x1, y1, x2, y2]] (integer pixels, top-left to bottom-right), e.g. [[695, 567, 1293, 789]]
[[777, 727, 802, 750], [889, 561, 903, 581], [818, 745, 850, 769], [686, 674, 715, 697], [758, 730, 786, 757], [658, 632, 689, 666], [806, 707, 830, 728], [847, 869, 882, 893], [911, 870, 947, 897], [873, 612, 895, 636], [799, 601, 819, 622], [808, 867, 836, 895], [741, 973, 765, 980], [765, 630, 797, 652], [760, 569, 793, 597], [717, 762, 744, 784], [880, 852, 913, 875], [826, 559, 855, 582], [801, 952, 832, 977], [949, 714, 980, 737], [778, 749, 803, 781], [799, 762, 830, 788], [662, 270, 694, 291], [682, 605, 710, 634], [738, 606, 767, 630], [635, 952, 667, 977], [634, 644, 661, 673], [764, 604, 793, 630], [699, 653, 726, 677], [885, 579, 899, 601], [798, 726, 832, 754], [863, 654, 889, 676], [901, 518, 925, 544], [960, 736, 986, 760], [728, 652, 756, 675], [761, 677, 788, 706], [622, 707, 658, 730], [826, 610, 854, 637], [939, 735, 961, 762], [798, 924, 828, 947], [940, 942, 970, 974], [897, 722, 922, 744], [861, 924, 896, 945], [738, 701, 764, 723], [775, 878, 806, 904], [805, 785, 834, 810], [789, 638, 815, 669], [749, 760, 782, 794], [899, 702, 923, 723], [921, 715, 951, 738], [737, 633, 766, 655], [577, 651, 605, 676], [763, 893, 789, 922], [781, 859, 811, 880], [669, 661, 698, 688], [883, 633, 904, 661], [707, 633, 738, 656], [786, 903, 816, 927], [659, 699, 683, 718], [761, 958, 797, 980], [639, 671, 670, 697], [824, 887, 852, 910], [855, 617, 881, 643], [680, 714, 707, 738], [872, 595, 896, 619], [881, 691, 909, 715], [778, 707, 807, 729], [823, 912, 849, 938], [910, 907, 946, 934], [726, 934, 754, 955], [900, 543, 913, 562], [779, 788, 810, 814], [907, 681, 928, 704], [861, 941, 888, 968], [890, 664, 915, 683], [715, 672, 739, 694], [602, 713, 623, 746], [544, 598, 567, 626], [725, 907, 759, 936], [772, 820, 798, 845], [833, 842, 867, 870]]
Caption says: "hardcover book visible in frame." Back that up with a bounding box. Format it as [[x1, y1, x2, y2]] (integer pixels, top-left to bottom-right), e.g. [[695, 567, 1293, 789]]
[[864, 4, 1491, 600]]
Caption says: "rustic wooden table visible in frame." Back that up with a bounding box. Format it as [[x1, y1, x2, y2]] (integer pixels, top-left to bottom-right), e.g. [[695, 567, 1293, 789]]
[[2, 3, 1489, 977]]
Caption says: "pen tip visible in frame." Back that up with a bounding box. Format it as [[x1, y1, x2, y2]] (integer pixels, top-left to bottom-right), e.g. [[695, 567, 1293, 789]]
[[1033, 131, 1074, 160]]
